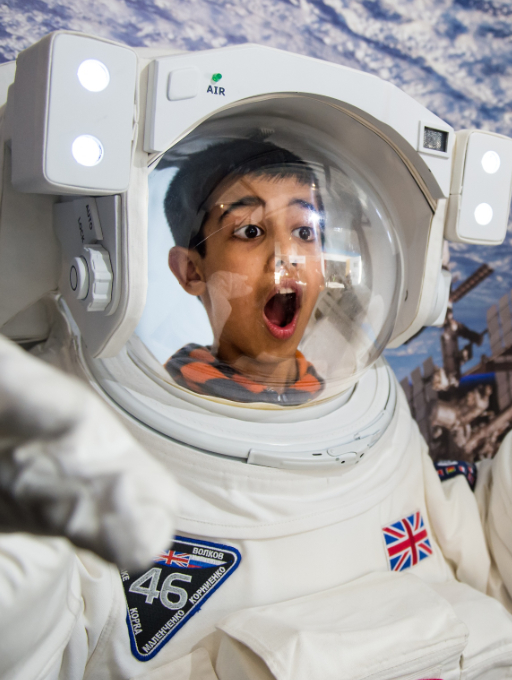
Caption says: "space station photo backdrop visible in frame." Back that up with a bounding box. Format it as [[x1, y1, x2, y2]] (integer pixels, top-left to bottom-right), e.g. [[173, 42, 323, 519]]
[[2, 0, 512, 463]]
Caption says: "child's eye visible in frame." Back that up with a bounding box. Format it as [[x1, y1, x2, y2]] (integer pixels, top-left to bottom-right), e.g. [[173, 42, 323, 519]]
[[292, 226, 317, 242], [233, 224, 264, 240]]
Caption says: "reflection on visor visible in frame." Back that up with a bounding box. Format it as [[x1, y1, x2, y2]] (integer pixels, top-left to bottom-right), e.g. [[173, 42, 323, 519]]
[[323, 252, 363, 288], [136, 126, 401, 407]]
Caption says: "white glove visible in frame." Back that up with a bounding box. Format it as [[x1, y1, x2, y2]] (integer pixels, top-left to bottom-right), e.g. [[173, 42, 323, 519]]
[[0, 333, 178, 571]]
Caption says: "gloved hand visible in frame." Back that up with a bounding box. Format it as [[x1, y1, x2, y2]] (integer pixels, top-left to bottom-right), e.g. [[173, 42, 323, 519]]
[[0, 333, 178, 571]]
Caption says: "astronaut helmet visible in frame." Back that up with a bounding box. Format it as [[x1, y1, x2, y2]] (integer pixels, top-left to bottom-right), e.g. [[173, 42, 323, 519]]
[[3, 34, 512, 466]]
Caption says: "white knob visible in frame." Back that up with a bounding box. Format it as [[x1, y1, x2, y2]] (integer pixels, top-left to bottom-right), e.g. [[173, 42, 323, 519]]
[[81, 245, 113, 312], [69, 257, 89, 300]]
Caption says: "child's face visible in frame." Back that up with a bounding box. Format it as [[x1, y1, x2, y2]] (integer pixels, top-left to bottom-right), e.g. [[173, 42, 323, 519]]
[[170, 173, 325, 366]]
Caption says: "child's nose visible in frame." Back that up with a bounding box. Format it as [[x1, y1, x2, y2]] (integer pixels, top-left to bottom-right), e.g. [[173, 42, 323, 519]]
[[266, 230, 303, 275]]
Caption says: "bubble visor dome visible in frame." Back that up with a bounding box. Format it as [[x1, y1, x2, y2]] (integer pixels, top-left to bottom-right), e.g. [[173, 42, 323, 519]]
[[131, 98, 407, 408]]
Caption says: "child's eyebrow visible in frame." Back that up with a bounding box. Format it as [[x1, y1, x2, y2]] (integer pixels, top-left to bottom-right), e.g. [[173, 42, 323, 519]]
[[289, 198, 318, 213], [219, 196, 263, 221], [219, 197, 319, 221]]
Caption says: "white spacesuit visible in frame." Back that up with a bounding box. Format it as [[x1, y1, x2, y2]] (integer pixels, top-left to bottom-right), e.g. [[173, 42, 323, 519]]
[[2, 30, 512, 680]]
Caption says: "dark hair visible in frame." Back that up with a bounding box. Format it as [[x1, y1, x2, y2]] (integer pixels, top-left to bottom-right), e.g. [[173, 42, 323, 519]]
[[162, 138, 324, 257]]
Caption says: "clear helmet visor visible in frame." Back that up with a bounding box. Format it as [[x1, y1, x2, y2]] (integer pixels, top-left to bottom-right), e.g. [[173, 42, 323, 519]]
[[133, 116, 402, 407]]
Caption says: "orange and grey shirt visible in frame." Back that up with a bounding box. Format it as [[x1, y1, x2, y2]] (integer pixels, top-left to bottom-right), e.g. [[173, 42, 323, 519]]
[[164, 343, 324, 406]]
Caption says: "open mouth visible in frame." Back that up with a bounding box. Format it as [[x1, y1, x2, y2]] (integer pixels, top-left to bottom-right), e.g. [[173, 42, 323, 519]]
[[263, 284, 301, 340]]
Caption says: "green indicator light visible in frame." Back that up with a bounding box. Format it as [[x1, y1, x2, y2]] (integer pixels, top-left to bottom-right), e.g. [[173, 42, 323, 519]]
[[212, 73, 222, 82]]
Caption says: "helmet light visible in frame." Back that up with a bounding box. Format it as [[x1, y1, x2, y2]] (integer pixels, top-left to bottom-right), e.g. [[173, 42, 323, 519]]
[[77, 59, 110, 92], [481, 150, 501, 174], [72, 135, 104, 166]]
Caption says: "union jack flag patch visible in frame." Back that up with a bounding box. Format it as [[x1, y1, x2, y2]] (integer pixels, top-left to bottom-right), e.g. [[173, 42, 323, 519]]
[[383, 511, 432, 572]]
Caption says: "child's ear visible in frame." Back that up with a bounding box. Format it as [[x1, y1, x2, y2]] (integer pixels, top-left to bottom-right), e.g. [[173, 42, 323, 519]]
[[168, 247, 206, 296]]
